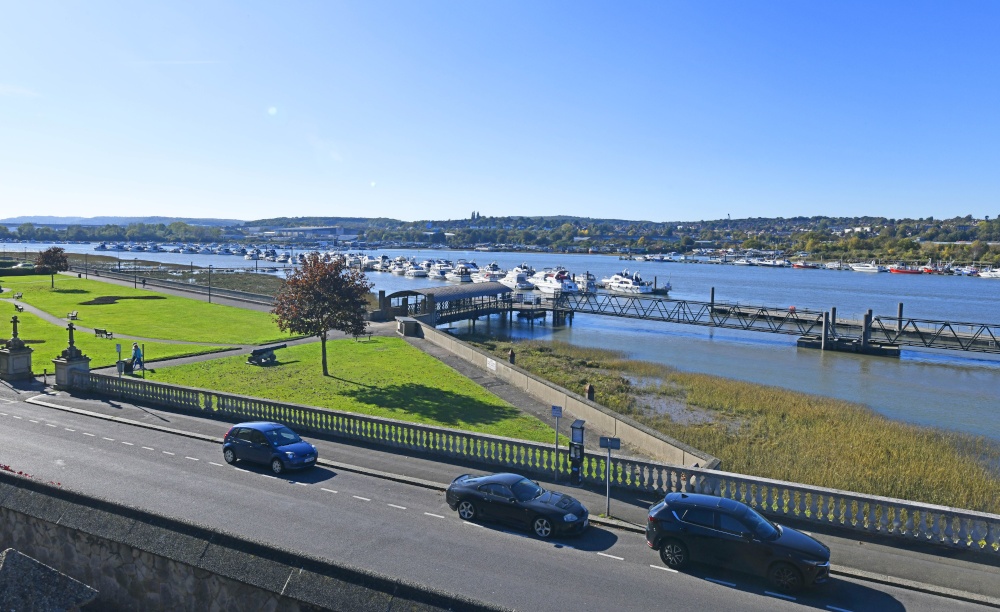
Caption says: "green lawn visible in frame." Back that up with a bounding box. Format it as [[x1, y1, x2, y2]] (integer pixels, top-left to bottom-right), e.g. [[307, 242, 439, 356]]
[[3, 311, 233, 368], [148, 337, 558, 443], [1, 275, 290, 344]]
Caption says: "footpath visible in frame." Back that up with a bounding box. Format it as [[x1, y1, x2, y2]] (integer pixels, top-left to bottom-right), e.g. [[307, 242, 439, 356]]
[[3, 273, 1000, 606]]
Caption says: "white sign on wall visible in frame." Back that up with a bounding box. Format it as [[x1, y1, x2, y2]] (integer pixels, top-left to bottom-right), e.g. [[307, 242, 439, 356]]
[[486, 358, 496, 372]]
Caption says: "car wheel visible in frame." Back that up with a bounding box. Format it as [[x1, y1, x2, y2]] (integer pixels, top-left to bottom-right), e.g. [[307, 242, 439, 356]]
[[270, 458, 284, 474], [223, 448, 237, 464], [532, 516, 553, 538], [768, 562, 804, 592], [457, 500, 478, 521], [659, 539, 689, 569]]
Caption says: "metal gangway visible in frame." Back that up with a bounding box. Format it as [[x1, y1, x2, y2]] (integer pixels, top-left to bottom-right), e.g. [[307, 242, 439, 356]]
[[553, 292, 1000, 354]]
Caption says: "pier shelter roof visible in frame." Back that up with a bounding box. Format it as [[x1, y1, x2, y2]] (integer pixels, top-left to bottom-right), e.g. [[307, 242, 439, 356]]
[[385, 282, 511, 302]]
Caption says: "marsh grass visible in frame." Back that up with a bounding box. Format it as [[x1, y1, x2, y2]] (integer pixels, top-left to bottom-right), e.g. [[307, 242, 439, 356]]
[[1, 275, 290, 344], [466, 335, 1000, 513]]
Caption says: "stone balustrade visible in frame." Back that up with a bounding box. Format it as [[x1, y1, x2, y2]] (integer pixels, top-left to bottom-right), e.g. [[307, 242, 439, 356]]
[[71, 371, 1000, 555]]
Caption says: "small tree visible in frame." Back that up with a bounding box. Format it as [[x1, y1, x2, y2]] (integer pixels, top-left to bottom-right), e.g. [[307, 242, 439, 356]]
[[271, 254, 374, 376], [35, 247, 69, 288]]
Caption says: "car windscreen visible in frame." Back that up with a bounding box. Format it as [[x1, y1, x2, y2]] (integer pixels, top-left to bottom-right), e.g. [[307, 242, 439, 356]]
[[511, 478, 543, 502], [265, 427, 303, 447], [740, 505, 779, 540]]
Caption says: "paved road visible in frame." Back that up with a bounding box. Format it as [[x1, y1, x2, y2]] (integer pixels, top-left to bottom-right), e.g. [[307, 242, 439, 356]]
[[1, 385, 998, 611]]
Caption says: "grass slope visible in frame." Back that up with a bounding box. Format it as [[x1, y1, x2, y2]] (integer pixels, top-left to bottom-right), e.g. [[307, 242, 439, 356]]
[[3, 311, 232, 368], [1, 275, 289, 344], [147, 337, 556, 443]]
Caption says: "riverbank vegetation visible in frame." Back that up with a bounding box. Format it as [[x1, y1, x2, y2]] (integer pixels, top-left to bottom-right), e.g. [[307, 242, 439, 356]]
[[466, 335, 1000, 513]]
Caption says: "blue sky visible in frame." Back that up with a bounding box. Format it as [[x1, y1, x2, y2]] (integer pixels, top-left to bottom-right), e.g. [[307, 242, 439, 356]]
[[2, 2, 998, 223]]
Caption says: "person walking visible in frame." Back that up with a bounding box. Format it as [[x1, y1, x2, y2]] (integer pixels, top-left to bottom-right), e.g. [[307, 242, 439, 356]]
[[131, 342, 144, 371]]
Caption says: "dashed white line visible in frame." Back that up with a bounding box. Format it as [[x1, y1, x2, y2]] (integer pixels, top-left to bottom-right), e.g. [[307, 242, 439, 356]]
[[162, 451, 175, 456], [387, 504, 407, 510], [0, 412, 7, 416], [142, 446, 154, 451], [209, 462, 223, 467], [424, 513, 444, 519], [12, 415, 22, 419], [83, 432, 95, 437], [321, 488, 338, 494], [185, 457, 199, 461], [765, 591, 796, 601], [597, 552, 624, 560], [64, 428, 75, 432], [29, 419, 38, 423], [352, 495, 371, 501], [294, 482, 307, 486], [826, 607, 853, 612], [121, 442, 134, 446], [45, 423, 57, 428], [102, 437, 115, 441], [704, 578, 736, 587], [650, 564, 678, 574]]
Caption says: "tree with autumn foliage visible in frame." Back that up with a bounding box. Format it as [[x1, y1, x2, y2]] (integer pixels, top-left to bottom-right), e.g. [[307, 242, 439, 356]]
[[35, 246, 69, 288], [271, 254, 374, 376]]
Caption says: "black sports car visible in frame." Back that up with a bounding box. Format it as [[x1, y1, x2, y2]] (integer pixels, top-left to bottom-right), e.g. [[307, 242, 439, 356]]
[[446, 472, 589, 538]]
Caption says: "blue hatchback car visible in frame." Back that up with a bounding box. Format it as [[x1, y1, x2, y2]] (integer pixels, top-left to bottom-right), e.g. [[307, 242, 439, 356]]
[[222, 422, 318, 474]]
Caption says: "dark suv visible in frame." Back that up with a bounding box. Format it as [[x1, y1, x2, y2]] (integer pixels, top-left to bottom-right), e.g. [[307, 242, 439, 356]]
[[222, 422, 318, 474], [646, 492, 830, 591]]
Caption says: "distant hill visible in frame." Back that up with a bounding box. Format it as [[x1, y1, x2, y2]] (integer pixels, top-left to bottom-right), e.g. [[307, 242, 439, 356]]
[[0, 216, 243, 227]]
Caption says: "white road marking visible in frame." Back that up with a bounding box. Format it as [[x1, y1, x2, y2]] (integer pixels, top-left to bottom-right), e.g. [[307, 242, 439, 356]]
[[597, 552, 624, 560], [424, 513, 444, 518], [352, 495, 371, 501], [83, 432, 95, 437], [826, 607, 854, 612], [29, 419, 38, 423], [185, 457, 199, 461], [121, 441, 134, 446], [387, 504, 407, 510], [463, 521, 485, 528], [321, 488, 338, 494], [64, 428, 75, 432], [12, 415, 22, 419], [294, 482, 307, 486], [0, 412, 7, 416], [650, 564, 678, 574], [704, 578, 736, 587], [102, 437, 115, 441], [209, 462, 223, 467], [142, 446, 154, 451], [162, 451, 175, 456], [45, 423, 56, 428], [765, 591, 796, 601]]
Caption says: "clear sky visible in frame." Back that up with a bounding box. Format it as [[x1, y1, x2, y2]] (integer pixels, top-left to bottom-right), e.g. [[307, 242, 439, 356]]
[[2, 2, 998, 223]]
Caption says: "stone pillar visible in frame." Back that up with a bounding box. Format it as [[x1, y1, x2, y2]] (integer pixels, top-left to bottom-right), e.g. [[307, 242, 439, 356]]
[[0, 315, 33, 382], [51, 322, 90, 389]]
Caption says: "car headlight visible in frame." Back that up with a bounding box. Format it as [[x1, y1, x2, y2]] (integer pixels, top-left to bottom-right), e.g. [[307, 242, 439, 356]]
[[285, 452, 296, 458], [801, 559, 829, 566], [563, 513, 579, 522]]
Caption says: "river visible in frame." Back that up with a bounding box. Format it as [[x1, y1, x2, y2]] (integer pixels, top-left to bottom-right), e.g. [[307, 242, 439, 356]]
[[9, 242, 1000, 440]]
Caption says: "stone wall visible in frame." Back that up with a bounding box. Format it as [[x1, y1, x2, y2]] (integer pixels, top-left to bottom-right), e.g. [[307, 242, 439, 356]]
[[0, 473, 508, 611]]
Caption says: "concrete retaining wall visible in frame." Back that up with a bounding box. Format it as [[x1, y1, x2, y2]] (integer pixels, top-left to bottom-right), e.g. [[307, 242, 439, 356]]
[[0, 473, 507, 611], [410, 320, 717, 468]]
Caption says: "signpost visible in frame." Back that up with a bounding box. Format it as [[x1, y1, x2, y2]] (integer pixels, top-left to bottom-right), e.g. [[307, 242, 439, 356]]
[[115, 343, 122, 377], [599, 436, 621, 517], [551, 405, 562, 480]]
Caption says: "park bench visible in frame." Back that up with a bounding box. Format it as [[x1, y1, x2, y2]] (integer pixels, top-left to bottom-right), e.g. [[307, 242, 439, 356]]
[[247, 344, 286, 366], [67, 310, 79, 320], [14, 305, 24, 313], [94, 328, 113, 339], [12, 292, 22, 300]]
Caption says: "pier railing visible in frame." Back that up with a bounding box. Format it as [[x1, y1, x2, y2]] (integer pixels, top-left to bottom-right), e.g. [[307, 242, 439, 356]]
[[71, 371, 1000, 555]]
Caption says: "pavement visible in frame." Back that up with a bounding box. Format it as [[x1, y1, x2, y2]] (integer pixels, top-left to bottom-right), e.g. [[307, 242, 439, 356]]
[[3, 274, 1000, 607]]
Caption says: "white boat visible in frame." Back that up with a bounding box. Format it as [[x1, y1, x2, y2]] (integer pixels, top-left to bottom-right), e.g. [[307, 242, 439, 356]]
[[978, 267, 1000, 279], [93, 243, 108, 251], [531, 268, 579, 294], [427, 260, 453, 279], [473, 261, 506, 282], [824, 261, 844, 270], [756, 258, 789, 268], [850, 262, 886, 273], [499, 269, 535, 291], [445, 264, 474, 282], [404, 263, 428, 278], [732, 258, 756, 266], [601, 269, 654, 294]]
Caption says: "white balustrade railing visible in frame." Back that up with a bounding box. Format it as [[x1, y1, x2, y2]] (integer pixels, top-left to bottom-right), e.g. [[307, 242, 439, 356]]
[[72, 371, 1000, 554]]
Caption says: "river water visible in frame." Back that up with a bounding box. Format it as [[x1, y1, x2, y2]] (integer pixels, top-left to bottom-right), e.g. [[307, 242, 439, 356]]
[[10, 243, 1000, 440]]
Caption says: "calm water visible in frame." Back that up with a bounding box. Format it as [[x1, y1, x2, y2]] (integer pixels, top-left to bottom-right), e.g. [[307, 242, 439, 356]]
[[14, 243, 1000, 440]]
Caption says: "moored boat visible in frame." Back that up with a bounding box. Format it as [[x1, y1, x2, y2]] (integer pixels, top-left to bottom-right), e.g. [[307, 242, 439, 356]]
[[600, 269, 654, 294]]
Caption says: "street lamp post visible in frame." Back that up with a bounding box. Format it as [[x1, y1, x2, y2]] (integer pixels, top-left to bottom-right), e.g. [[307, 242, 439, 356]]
[[133, 258, 137, 288], [208, 265, 213, 303]]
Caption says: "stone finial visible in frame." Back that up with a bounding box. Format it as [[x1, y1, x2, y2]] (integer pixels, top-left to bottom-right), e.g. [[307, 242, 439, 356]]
[[7, 315, 25, 350], [60, 322, 82, 360]]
